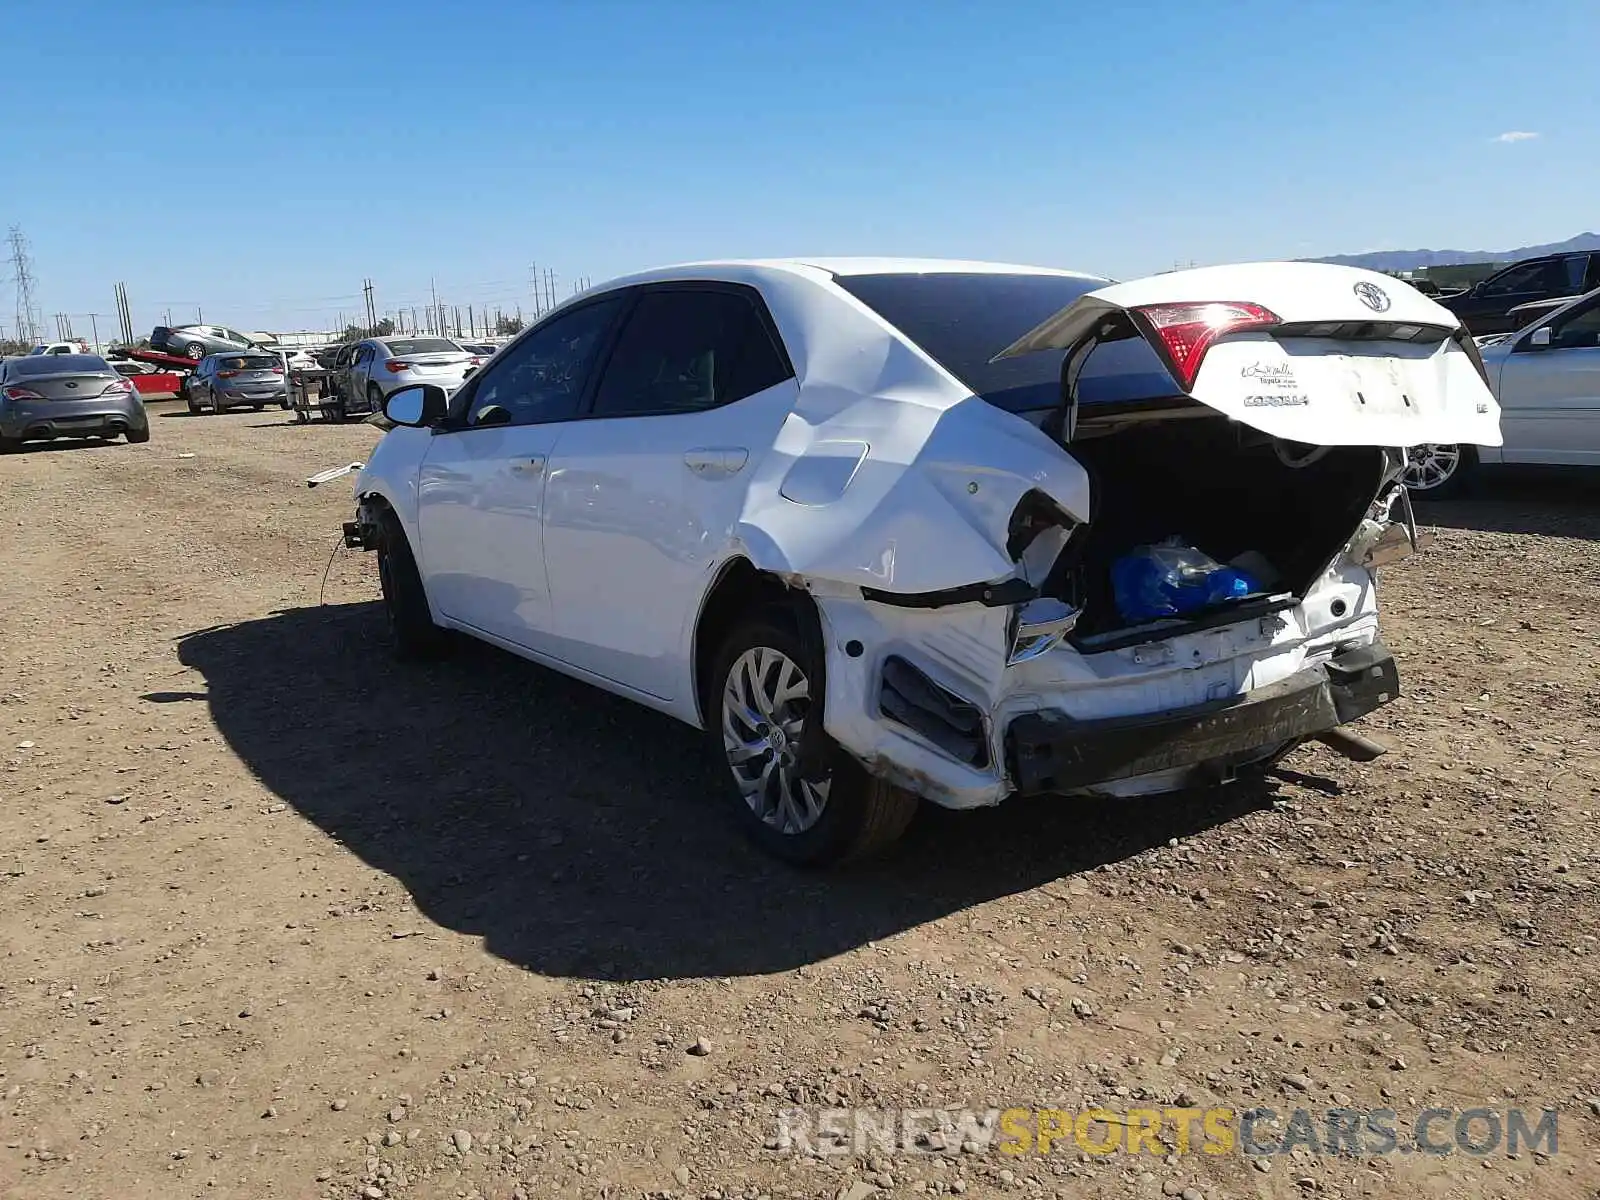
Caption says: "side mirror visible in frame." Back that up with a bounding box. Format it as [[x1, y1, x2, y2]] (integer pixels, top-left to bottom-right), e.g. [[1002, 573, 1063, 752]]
[[1529, 327, 1553, 348], [462, 365, 479, 381], [383, 383, 447, 427], [472, 403, 512, 428]]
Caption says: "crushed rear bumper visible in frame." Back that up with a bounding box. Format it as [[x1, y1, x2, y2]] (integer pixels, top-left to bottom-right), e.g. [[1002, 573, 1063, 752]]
[[1006, 641, 1399, 796]]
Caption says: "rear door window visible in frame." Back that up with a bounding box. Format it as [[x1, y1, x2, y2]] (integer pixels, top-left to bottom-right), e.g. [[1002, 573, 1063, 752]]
[[589, 289, 792, 418], [1561, 255, 1589, 293]]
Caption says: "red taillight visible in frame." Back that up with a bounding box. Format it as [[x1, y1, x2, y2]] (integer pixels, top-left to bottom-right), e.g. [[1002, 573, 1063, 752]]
[[385, 360, 411, 373], [218, 369, 240, 378], [271, 365, 285, 374], [468, 356, 483, 366], [101, 377, 134, 395], [2, 385, 42, 400], [1131, 301, 1280, 391]]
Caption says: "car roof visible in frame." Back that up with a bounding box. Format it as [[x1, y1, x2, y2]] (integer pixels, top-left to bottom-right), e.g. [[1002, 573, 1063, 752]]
[[6, 353, 110, 374], [576, 257, 1109, 301]]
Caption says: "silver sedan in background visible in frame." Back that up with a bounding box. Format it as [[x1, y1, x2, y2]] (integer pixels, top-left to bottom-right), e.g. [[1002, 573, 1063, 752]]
[[339, 336, 481, 415]]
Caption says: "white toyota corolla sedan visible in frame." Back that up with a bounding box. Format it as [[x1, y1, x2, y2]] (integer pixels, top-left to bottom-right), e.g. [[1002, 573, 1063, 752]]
[[341, 257, 1500, 864]]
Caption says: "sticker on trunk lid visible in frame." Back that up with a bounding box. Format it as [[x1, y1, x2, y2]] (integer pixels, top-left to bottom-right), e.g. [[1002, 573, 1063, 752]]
[[1243, 394, 1310, 408], [1241, 361, 1298, 388]]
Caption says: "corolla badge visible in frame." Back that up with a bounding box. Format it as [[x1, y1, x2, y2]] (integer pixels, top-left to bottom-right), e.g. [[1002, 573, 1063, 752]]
[[1353, 281, 1391, 312]]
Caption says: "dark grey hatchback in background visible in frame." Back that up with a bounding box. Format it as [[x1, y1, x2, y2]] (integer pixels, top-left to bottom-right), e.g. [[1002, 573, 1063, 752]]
[[0, 354, 150, 450], [184, 352, 288, 413]]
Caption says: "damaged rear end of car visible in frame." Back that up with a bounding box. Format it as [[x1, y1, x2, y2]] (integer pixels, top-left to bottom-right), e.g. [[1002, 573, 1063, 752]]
[[810, 263, 1501, 810]]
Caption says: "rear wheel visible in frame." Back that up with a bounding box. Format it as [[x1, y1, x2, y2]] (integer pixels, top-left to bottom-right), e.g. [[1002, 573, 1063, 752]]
[[183, 342, 205, 360], [125, 427, 150, 444], [377, 510, 447, 660], [1403, 443, 1476, 499], [367, 384, 384, 416], [0, 435, 21, 453], [708, 609, 917, 866]]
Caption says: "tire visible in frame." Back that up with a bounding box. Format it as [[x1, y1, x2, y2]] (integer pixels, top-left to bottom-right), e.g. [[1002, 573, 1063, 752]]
[[294, 407, 309, 425], [185, 388, 199, 415], [367, 384, 385, 417], [0, 435, 21, 453], [376, 510, 447, 661], [1402, 443, 1477, 500], [251, 403, 264, 412], [183, 342, 205, 360], [707, 608, 917, 866], [125, 427, 150, 444]]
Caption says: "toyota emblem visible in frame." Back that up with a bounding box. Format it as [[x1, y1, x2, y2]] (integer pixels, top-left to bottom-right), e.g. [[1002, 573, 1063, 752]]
[[1353, 281, 1391, 312]]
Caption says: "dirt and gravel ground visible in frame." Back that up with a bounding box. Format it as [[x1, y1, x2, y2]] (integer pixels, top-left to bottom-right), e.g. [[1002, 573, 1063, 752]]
[[2, 400, 1598, 1200]]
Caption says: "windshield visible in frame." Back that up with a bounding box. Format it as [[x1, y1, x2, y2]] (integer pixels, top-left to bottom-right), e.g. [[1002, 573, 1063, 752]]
[[832, 271, 1176, 411], [381, 338, 461, 356]]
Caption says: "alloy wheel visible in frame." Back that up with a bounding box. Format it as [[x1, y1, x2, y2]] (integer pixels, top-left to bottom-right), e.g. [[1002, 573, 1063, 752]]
[[720, 646, 830, 835], [1402, 444, 1461, 492]]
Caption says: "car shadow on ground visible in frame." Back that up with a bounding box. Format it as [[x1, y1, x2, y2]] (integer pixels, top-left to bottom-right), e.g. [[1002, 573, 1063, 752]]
[[177, 602, 1281, 982], [4, 437, 125, 455], [1416, 467, 1600, 539]]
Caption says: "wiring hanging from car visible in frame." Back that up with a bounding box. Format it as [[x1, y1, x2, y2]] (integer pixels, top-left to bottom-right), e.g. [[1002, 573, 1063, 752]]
[[317, 533, 345, 606]]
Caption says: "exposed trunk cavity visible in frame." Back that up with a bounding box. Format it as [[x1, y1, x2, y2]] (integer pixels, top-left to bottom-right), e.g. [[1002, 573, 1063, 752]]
[[1045, 417, 1387, 647]]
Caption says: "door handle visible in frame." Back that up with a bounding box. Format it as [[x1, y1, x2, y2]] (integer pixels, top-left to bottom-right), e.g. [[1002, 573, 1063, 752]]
[[511, 454, 546, 474], [684, 447, 748, 478]]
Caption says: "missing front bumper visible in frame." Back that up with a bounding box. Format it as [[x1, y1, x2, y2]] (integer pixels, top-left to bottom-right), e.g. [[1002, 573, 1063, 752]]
[[1006, 641, 1399, 795]]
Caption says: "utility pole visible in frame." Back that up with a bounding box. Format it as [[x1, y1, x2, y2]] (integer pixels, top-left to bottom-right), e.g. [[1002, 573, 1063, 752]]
[[114, 283, 134, 344], [7, 227, 40, 346], [88, 312, 99, 351], [429, 278, 439, 335]]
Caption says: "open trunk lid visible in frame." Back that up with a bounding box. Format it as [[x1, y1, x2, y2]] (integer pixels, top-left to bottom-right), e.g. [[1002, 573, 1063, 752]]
[[997, 262, 1502, 448]]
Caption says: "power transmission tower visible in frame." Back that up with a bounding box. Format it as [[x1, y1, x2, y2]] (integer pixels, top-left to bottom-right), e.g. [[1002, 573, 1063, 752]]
[[7, 226, 40, 346]]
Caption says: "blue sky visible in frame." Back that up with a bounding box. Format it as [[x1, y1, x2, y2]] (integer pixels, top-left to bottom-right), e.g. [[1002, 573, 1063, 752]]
[[3, 0, 1596, 337]]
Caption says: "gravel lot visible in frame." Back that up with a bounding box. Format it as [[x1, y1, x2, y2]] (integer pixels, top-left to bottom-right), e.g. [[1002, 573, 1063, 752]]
[[2, 401, 1598, 1200]]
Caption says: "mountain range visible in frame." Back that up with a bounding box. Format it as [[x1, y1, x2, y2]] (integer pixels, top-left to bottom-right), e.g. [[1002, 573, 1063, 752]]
[[1310, 232, 1600, 272]]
